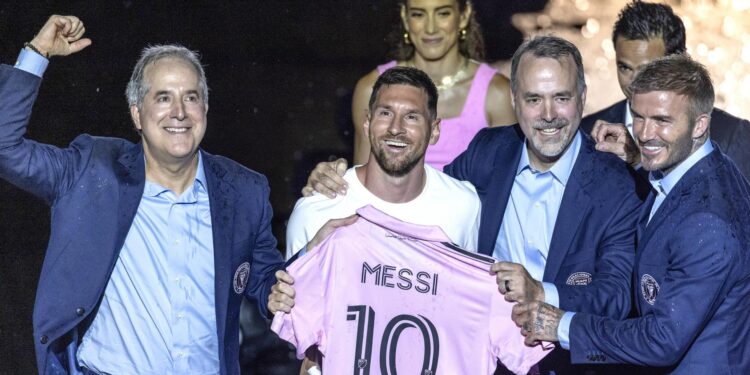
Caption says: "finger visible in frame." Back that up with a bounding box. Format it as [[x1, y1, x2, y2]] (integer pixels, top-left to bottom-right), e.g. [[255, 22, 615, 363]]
[[328, 214, 358, 228], [497, 277, 509, 294], [590, 120, 606, 140], [69, 24, 85, 41], [68, 38, 92, 54], [275, 270, 295, 285], [525, 335, 536, 346], [319, 169, 348, 195], [277, 283, 296, 299], [593, 122, 626, 143], [511, 308, 527, 327], [334, 158, 348, 176], [504, 290, 519, 303], [269, 299, 292, 314], [311, 180, 338, 199], [595, 141, 626, 159], [492, 261, 521, 272], [308, 215, 358, 249], [591, 120, 615, 141], [301, 186, 315, 197], [58, 16, 73, 35]]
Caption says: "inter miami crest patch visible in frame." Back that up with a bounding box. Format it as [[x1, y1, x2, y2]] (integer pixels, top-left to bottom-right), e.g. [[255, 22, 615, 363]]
[[233, 262, 251, 294], [566, 272, 592, 285], [641, 274, 660, 305]]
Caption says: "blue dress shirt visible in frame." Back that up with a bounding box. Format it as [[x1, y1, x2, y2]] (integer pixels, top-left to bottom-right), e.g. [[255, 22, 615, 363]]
[[494, 132, 583, 307], [77, 153, 219, 374], [559, 139, 715, 350], [15, 47, 49, 76]]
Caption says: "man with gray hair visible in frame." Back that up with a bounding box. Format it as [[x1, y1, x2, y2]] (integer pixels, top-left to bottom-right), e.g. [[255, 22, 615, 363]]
[[296, 35, 646, 374], [0, 15, 293, 374], [516, 54, 750, 374]]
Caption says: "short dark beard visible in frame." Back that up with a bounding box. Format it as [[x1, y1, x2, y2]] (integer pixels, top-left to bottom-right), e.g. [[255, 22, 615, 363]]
[[372, 147, 422, 177]]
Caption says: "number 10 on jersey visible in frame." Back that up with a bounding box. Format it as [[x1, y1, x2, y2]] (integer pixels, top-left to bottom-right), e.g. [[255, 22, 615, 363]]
[[347, 305, 440, 374]]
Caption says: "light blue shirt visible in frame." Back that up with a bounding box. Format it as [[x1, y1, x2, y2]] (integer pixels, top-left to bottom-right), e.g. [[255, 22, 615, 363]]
[[559, 139, 715, 350], [78, 153, 219, 374], [494, 132, 582, 308], [15, 47, 49, 77]]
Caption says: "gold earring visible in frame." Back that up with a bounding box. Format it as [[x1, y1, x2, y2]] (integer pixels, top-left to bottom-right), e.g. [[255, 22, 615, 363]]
[[404, 31, 411, 45], [460, 28, 467, 41]]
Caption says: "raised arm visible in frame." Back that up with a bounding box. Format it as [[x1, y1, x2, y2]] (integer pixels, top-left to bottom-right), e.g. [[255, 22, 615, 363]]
[[0, 15, 91, 202]]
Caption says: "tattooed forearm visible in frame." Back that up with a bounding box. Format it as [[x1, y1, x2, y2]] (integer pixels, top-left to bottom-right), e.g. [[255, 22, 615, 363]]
[[532, 303, 563, 341]]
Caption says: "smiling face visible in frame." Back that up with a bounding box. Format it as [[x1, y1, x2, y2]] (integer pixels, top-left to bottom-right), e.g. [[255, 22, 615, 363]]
[[614, 36, 667, 99], [401, 0, 470, 61], [512, 54, 585, 171], [365, 84, 440, 177], [130, 57, 207, 168], [632, 90, 707, 175]]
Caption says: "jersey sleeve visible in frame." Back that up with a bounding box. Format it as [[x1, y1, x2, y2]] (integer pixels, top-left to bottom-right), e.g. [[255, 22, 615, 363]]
[[271, 239, 332, 359], [489, 287, 552, 374]]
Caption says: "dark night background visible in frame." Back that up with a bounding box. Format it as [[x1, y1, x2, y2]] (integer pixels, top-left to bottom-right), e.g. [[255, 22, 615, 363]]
[[0, 1, 544, 373]]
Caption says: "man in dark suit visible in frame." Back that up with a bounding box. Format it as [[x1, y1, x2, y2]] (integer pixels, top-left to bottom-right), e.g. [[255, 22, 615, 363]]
[[0, 15, 299, 374], [296, 36, 646, 374], [518, 54, 750, 374], [580, 1, 750, 180]]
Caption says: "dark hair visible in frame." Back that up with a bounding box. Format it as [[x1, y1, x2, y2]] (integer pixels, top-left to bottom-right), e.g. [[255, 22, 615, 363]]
[[630, 54, 714, 122], [612, 1, 686, 55], [510, 35, 586, 95], [369, 66, 439, 121], [126, 44, 208, 110], [391, 0, 485, 61]]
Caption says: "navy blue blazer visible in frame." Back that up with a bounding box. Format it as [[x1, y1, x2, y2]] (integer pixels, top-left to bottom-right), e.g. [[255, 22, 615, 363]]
[[0, 65, 284, 374], [445, 125, 646, 374], [569, 147, 750, 374], [581, 99, 750, 181]]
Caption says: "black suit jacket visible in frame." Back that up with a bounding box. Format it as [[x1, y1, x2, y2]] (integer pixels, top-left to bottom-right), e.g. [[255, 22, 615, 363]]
[[581, 99, 750, 181]]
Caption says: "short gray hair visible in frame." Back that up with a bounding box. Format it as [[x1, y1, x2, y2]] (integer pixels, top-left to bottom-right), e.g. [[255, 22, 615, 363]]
[[510, 35, 586, 95], [125, 44, 209, 109]]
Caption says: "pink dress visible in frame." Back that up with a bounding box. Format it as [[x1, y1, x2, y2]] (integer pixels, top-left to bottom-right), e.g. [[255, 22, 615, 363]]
[[272, 205, 551, 375], [377, 61, 498, 170]]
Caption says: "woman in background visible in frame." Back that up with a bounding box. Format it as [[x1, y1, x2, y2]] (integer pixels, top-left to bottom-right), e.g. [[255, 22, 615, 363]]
[[352, 0, 516, 170]]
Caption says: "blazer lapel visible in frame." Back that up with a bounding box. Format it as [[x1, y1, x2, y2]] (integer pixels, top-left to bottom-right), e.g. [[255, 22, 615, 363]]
[[638, 150, 719, 249], [636, 189, 656, 246], [202, 151, 238, 343], [114, 143, 146, 258], [543, 140, 594, 282], [477, 138, 523, 256]]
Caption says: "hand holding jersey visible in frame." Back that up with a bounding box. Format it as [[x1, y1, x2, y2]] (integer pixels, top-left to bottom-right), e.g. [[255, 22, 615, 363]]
[[272, 206, 551, 374], [267, 215, 358, 315]]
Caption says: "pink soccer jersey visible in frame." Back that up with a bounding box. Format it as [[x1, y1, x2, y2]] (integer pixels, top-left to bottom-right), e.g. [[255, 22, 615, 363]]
[[272, 205, 551, 374]]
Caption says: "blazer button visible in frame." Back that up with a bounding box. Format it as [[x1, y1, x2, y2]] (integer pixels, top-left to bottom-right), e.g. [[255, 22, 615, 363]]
[[76, 307, 85, 316], [40, 335, 48, 344]]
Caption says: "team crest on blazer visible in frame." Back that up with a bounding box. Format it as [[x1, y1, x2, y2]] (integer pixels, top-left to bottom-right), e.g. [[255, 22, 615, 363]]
[[233, 262, 251, 294], [641, 274, 660, 305], [566, 272, 592, 285]]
